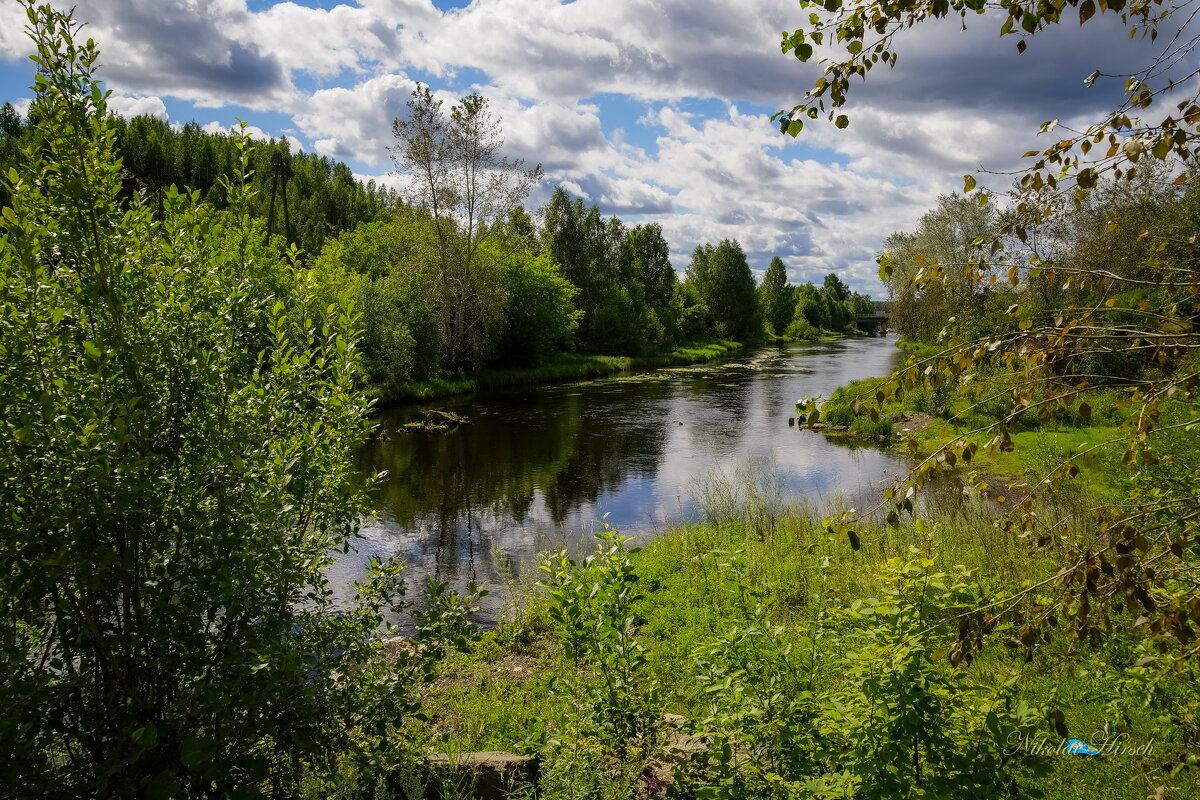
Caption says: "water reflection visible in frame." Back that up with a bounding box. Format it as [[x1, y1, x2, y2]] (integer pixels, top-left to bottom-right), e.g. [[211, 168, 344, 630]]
[[331, 336, 909, 623]]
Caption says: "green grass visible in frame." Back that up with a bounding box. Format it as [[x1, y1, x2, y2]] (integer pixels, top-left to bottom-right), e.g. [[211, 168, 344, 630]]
[[419, 463, 1199, 799], [818, 367, 1140, 503], [374, 339, 744, 404]]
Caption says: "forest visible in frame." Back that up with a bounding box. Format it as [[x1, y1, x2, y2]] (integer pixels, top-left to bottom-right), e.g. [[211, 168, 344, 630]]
[[3, 0, 1200, 799]]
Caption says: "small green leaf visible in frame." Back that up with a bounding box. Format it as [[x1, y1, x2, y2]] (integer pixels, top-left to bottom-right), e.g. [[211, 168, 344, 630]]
[[835, 114, 850, 129], [963, 174, 977, 193], [181, 733, 218, 768]]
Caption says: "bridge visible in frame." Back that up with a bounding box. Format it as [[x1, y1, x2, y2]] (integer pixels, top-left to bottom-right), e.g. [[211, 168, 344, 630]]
[[854, 313, 889, 334]]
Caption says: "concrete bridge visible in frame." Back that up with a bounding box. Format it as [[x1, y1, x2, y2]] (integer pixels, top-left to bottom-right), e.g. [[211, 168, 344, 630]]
[[854, 313, 889, 334]]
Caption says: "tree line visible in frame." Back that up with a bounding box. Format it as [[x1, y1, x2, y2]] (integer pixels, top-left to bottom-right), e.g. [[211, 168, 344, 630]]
[[0, 102, 396, 255], [2, 92, 877, 403], [302, 83, 876, 399]]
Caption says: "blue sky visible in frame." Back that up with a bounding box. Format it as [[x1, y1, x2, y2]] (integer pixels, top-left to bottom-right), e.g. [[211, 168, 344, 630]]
[[0, 0, 1181, 294]]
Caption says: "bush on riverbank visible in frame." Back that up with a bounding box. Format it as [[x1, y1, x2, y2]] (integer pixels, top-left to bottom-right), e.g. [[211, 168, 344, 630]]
[[0, 9, 486, 796]]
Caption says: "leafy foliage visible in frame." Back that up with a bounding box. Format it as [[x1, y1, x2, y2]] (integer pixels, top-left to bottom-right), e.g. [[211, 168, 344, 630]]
[[0, 6, 478, 796], [538, 524, 662, 756], [685, 239, 761, 341], [758, 256, 796, 335], [540, 187, 684, 355]]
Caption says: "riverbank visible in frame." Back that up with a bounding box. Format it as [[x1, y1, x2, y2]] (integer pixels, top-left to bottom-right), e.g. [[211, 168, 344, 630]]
[[408, 473, 1193, 800], [370, 328, 874, 406], [816, 371, 1136, 502], [370, 339, 745, 405]]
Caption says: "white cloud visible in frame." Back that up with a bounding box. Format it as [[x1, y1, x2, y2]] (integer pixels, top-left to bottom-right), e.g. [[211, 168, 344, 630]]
[[613, 103, 936, 292], [201, 120, 275, 144], [293, 73, 418, 165], [0, 0, 1181, 295], [107, 94, 168, 121]]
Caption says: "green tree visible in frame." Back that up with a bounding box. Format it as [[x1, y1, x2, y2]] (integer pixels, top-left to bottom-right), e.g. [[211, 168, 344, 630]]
[[625, 223, 677, 312], [540, 188, 679, 355], [391, 85, 542, 370], [310, 211, 444, 389], [822, 271, 851, 302], [616, 222, 681, 352], [0, 101, 23, 209], [759, 256, 795, 335], [791, 281, 830, 332], [540, 190, 616, 351], [850, 292, 874, 315], [685, 239, 759, 340], [881, 193, 996, 341], [0, 6, 435, 795], [495, 243, 582, 365], [821, 289, 852, 331]]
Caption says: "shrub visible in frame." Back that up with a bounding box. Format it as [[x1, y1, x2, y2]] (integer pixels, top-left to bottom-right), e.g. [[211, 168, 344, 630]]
[[785, 317, 820, 340], [675, 559, 1042, 800], [0, 6, 473, 795], [538, 524, 662, 757]]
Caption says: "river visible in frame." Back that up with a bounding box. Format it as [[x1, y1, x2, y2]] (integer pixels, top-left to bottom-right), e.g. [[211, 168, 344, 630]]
[[329, 335, 910, 624]]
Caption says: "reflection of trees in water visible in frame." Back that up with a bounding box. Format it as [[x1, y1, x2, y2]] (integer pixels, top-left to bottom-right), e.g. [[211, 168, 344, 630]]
[[356, 379, 675, 578]]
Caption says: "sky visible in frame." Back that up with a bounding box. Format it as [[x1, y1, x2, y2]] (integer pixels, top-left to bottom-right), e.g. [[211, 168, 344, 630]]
[[0, 0, 1185, 295]]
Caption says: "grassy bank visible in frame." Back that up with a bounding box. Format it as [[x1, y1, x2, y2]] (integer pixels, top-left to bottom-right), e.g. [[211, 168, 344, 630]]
[[817, 362, 1142, 503], [373, 328, 878, 406], [371, 339, 745, 404], [414, 466, 1197, 800]]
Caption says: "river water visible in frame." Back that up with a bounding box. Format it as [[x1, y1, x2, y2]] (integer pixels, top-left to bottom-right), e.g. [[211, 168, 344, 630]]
[[330, 335, 910, 624]]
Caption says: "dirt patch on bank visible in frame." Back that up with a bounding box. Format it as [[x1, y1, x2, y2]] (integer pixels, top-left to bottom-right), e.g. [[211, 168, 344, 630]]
[[894, 412, 935, 435]]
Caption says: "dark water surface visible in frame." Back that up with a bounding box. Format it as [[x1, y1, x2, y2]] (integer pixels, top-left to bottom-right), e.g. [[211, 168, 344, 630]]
[[330, 336, 910, 623]]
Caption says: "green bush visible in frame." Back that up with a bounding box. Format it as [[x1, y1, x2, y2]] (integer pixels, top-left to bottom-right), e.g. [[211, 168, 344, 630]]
[[907, 383, 953, 417], [849, 415, 895, 437], [673, 559, 1042, 800], [0, 6, 479, 795], [784, 316, 820, 340], [538, 524, 661, 756]]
